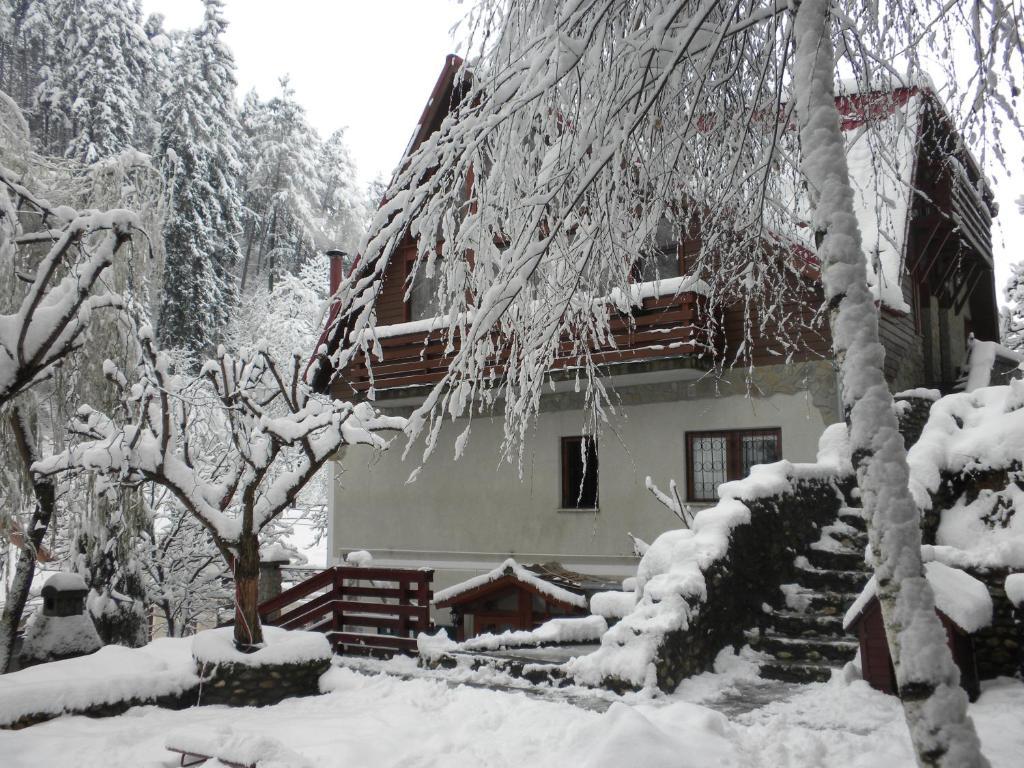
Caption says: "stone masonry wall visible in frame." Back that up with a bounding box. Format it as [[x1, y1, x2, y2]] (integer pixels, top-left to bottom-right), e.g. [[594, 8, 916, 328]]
[[651, 477, 849, 691], [194, 656, 331, 707]]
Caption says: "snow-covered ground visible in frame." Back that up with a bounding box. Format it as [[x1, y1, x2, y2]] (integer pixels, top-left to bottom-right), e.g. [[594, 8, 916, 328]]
[[0, 642, 1021, 768]]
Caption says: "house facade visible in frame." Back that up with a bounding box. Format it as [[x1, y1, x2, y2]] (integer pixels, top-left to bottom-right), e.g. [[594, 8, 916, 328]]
[[314, 57, 1000, 607]]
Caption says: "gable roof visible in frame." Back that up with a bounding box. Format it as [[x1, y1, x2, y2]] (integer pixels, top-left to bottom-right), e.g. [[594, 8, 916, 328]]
[[433, 558, 589, 611]]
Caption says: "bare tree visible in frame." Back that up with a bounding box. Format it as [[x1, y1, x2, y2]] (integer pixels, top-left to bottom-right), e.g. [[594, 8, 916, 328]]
[[0, 164, 139, 671], [37, 330, 404, 650], [321, 1, 1021, 764]]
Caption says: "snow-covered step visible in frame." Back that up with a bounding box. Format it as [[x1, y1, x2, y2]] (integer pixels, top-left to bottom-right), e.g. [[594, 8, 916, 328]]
[[749, 634, 859, 665], [837, 509, 869, 532], [759, 659, 835, 684], [793, 564, 870, 593], [765, 610, 849, 640], [804, 547, 866, 572]]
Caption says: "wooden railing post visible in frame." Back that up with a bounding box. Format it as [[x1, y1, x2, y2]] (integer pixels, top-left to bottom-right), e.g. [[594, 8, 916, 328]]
[[332, 566, 343, 638]]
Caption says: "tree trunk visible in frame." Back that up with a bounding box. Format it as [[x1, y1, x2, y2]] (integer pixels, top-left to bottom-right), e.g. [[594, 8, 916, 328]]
[[0, 406, 56, 673], [791, 2, 987, 766], [232, 533, 264, 651]]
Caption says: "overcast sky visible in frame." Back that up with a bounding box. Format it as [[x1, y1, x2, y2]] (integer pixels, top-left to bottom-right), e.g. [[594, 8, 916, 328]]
[[143, 1, 1021, 301], [143, 0, 465, 189]]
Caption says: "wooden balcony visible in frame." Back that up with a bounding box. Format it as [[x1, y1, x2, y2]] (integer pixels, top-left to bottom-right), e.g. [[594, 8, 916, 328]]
[[333, 288, 711, 397]]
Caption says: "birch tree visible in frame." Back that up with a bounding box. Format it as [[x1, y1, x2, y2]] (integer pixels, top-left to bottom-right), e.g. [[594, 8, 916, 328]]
[[36, 330, 404, 650], [322, 1, 1021, 764]]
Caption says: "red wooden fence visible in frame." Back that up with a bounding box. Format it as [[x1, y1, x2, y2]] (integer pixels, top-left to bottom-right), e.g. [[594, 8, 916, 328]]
[[257, 566, 434, 657]]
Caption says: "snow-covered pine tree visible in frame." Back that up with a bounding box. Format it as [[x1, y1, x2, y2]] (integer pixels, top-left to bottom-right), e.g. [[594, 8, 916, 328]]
[[239, 79, 324, 291], [156, 0, 243, 354], [317, 128, 365, 253], [61, 0, 151, 163]]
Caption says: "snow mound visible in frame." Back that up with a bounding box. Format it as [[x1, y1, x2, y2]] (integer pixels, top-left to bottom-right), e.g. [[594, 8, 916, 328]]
[[166, 727, 313, 768], [590, 590, 637, 620], [20, 611, 102, 663], [0, 638, 198, 726], [1005, 574, 1024, 608], [844, 561, 993, 633], [459, 616, 608, 652], [41, 572, 87, 591], [192, 626, 331, 667]]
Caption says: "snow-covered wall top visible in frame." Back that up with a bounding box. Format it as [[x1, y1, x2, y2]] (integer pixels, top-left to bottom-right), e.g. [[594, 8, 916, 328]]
[[908, 381, 1024, 568], [566, 425, 849, 689]]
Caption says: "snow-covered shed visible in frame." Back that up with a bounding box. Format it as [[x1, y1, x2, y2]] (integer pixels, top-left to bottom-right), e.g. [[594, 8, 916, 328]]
[[843, 561, 993, 700], [433, 559, 617, 640]]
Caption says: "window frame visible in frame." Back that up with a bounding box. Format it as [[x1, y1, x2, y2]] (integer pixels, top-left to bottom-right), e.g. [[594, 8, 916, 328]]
[[560, 436, 599, 510], [684, 428, 782, 502]]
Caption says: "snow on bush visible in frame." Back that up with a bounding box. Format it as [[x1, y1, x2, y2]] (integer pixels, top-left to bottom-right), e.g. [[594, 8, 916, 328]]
[[844, 561, 994, 634], [192, 626, 331, 668], [567, 426, 848, 688], [907, 381, 1024, 568], [20, 612, 102, 664]]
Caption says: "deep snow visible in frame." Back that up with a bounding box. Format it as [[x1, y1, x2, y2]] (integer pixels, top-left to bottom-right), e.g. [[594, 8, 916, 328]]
[[0, 642, 1021, 768]]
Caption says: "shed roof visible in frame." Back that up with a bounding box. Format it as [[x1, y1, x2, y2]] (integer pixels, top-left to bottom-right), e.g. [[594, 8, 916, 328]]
[[433, 558, 589, 611]]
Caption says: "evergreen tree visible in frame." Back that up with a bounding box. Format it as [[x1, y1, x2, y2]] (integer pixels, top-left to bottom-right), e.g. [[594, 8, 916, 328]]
[[157, 0, 244, 354], [62, 0, 150, 163], [239, 79, 324, 290], [316, 128, 364, 252], [1003, 262, 1024, 353]]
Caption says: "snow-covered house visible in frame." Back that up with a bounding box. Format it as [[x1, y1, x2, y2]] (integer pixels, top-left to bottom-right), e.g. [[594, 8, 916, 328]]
[[312, 57, 1003, 604]]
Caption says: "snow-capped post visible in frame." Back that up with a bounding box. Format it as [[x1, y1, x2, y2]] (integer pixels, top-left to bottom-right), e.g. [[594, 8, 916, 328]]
[[791, 0, 986, 764], [34, 329, 406, 652]]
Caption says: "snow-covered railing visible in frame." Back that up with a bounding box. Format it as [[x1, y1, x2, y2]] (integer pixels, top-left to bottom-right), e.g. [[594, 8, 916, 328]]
[[256, 565, 434, 657], [336, 287, 711, 394]]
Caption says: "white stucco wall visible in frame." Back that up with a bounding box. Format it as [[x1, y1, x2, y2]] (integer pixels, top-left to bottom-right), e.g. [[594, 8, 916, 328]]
[[330, 365, 835, 601]]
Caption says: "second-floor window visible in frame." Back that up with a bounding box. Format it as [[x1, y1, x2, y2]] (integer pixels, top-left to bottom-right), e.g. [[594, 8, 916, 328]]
[[638, 243, 682, 282], [561, 436, 599, 509], [408, 265, 442, 322], [685, 429, 781, 502]]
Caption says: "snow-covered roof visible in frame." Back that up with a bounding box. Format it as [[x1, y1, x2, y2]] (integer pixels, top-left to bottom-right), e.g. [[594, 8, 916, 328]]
[[844, 561, 993, 634], [907, 380, 1024, 568], [433, 558, 588, 609], [41, 572, 87, 593]]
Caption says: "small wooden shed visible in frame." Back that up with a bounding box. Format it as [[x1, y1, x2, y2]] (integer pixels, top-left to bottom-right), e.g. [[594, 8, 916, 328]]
[[434, 559, 615, 640], [844, 561, 992, 701]]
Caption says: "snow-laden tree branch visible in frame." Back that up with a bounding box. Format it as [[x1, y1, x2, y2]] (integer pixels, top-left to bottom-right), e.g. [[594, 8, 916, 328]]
[[35, 326, 405, 650], [0, 164, 139, 409], [318, 1, 1020, 764]]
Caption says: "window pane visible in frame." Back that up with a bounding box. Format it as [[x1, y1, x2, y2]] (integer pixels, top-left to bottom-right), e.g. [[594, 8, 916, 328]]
[[690, 435, 727, 501], [562, 437, 598, 509], [740, 433, 780, 475], [409, 267, 441, 321], [641, 245, 681, 282]]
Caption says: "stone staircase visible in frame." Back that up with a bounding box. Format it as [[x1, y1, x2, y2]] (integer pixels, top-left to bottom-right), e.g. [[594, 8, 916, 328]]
[[749, 506, 872, 683]]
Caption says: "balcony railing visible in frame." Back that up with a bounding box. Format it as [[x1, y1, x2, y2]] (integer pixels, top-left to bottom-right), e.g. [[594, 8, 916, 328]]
[[335, 288, 710, 395]]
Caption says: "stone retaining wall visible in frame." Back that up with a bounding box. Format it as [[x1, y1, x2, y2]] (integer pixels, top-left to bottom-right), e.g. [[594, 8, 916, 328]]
[[650, 477, 849, 691], [194, 656, 331, 707], [962, 568, 1023, 679]]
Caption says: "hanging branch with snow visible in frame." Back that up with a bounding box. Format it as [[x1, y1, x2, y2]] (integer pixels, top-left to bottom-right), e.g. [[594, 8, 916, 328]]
[[0, 165, 139, 410], [36, 328, 405, 651], [317, 1, 1022, 764]]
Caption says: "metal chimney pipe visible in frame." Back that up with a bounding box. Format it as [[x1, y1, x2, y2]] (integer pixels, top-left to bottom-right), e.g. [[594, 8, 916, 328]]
[[326, 249, 347, 296]]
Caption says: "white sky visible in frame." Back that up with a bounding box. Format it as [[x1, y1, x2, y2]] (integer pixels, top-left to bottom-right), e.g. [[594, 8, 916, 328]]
[[143, 0, 1021, 302], [143, 0, 466, 189]]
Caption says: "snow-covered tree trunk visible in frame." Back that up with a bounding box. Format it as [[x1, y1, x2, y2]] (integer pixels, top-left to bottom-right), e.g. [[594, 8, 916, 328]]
[[0, 405, 55, 673], [792, 1, 986, 765]]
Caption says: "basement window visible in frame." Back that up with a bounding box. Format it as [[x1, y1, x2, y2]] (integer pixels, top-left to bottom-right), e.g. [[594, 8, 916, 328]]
[[685, 429, 781, 502], [561, 436, 599, 510]]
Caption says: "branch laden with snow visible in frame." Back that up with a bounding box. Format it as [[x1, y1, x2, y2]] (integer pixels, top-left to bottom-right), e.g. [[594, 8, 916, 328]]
[[35, 327, 405, 650]]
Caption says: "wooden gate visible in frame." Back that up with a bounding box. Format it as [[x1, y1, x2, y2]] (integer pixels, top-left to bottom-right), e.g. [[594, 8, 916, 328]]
[[257, 565, 433, 656]]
